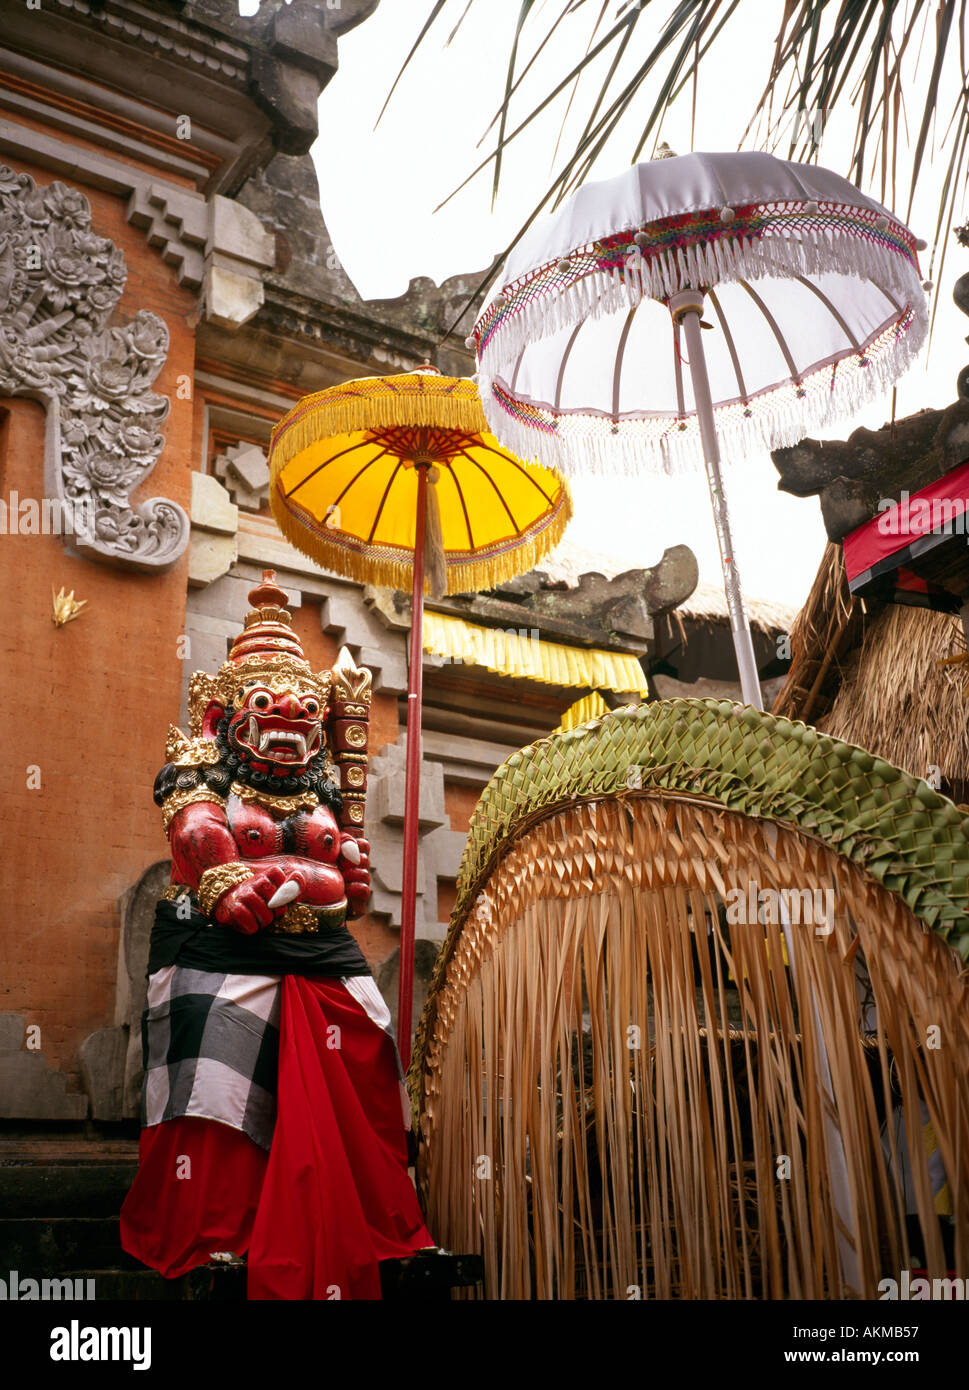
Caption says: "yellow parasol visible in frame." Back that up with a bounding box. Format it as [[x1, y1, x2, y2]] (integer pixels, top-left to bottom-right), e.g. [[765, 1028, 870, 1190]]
[[268, 370, 571, 597], [268, 368, 573, 1066]]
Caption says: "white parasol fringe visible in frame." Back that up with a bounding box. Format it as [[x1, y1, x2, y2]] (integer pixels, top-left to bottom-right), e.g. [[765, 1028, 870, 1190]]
[[478, 226, 926, 385], [476, 299, 923, 478]]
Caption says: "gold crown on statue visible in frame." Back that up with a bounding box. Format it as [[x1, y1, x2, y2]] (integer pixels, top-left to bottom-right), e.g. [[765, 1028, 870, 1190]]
[[187, 570, 332, 737]]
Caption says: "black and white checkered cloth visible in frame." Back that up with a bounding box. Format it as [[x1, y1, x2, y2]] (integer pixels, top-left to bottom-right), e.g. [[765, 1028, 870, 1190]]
[[142, 966, 281, 1151], [141, 966, 402, 1151]]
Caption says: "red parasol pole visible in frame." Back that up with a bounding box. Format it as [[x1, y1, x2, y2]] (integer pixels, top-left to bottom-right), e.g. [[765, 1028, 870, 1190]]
[[398, 460, 428, 1071]]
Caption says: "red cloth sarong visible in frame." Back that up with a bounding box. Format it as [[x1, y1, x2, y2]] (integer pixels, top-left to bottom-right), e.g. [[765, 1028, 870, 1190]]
[[121, 975, 432, 1299]]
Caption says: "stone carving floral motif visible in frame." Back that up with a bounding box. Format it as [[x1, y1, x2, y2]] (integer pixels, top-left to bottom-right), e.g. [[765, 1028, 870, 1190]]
[[0, 167, 188, 569]]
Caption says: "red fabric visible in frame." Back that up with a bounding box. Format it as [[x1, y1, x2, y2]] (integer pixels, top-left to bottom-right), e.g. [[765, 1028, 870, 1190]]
[[842, 457, 969, 582], [893, 567, 934, 596], [121, 976, 432, 1299], [120, 1117, 266, 1278], [248, 976, 432, 1300]]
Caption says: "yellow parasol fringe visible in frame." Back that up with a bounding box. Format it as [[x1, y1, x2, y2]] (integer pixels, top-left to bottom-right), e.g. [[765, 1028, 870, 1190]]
[[269, 472, 573, 597], [268, 375, 500, 475]]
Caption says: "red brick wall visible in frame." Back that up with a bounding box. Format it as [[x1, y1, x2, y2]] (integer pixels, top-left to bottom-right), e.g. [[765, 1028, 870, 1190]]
[[437, 879, 458, 924], [0, 158, 196, 1089], [434, 782, 480, 931], [444, 782, 480, 833], [289, 601, 339, 673], [0, 105, 203, 190]]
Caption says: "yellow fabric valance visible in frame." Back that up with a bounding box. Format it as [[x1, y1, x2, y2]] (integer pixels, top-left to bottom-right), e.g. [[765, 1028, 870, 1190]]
[[423, 610, 648, 695]]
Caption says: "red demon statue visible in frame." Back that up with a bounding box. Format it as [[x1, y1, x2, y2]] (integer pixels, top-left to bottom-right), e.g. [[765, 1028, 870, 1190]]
[[121, 571, 433, 1298]]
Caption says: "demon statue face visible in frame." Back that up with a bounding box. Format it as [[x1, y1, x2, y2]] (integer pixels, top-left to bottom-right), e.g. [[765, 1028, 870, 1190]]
[[162, 572, 343, 808], [154, 570, 372, 928], [195, 669, 337, 803], [222, 678, 325, 771]]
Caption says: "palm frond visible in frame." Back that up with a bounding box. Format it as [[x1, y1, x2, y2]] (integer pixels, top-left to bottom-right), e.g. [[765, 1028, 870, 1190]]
[[493, 2, 535, 207], [386, 0, 969, 333], [374, 0, 449, 130]]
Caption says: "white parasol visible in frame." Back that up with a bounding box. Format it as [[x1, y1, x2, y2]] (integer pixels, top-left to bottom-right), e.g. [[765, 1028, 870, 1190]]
[[471, 151, 928, 707]]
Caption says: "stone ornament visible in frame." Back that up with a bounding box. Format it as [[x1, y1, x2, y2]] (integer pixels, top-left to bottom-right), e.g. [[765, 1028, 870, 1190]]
[[213, 440, 270, 511], [0, 166, 188, 570]]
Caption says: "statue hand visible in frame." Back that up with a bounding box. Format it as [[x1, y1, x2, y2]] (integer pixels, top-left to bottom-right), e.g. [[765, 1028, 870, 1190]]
[[214, 864, 305, 934], [339, 834, 371, 919]]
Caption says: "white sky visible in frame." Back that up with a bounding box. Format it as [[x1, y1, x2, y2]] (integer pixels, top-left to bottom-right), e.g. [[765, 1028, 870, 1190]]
[[242, 1, 969, 613]]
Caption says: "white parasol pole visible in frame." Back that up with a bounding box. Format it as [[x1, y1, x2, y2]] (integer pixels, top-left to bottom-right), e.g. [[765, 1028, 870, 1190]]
[[674, 284, 852, 1286], [670, 290, 764, 710]]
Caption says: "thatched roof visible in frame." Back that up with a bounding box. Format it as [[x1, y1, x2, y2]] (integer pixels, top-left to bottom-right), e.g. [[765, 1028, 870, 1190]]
[[823, 605, 968, 787], [674, 579, 797, 636], [773, 544, 969, 790], [772, 543, 867, 725]]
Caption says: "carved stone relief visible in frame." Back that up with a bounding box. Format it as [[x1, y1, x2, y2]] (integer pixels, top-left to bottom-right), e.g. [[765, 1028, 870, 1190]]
[[0, 166, 188, 570]]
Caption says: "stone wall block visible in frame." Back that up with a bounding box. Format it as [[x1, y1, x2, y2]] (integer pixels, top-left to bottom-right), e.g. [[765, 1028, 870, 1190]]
[[78, 1027, 130, 1122], [0, 1014, 88, 1120]]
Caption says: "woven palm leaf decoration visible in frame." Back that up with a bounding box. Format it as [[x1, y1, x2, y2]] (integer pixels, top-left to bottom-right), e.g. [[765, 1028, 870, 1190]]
[[414, 700, 969, 1301]]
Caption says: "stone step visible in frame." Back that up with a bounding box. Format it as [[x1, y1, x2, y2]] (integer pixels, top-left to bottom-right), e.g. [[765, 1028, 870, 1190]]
[[379, 1251, 484, 1299], [0, 1249, 482, 1301], [0, 1139, 482, 1301], [0, 1217, 144, 1273], [67, 1266, 247, 1301], [0, 1137, 139, 1156], [0, 1138, 139, 1216]]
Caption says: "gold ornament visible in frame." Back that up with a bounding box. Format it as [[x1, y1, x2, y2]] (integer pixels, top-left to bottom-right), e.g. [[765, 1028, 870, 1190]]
[[165, 724, 222, 768], [186, 671, 222, 738], [331, 646, 373, 705], [161, 883, 192, 902], [197, 861, 255, 917], [344, 724, 367, 748], [51, 586, 87, 627], [229, 781, 319, 816], [269, 898, 348, 935], [161, 787, 227, 832]]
